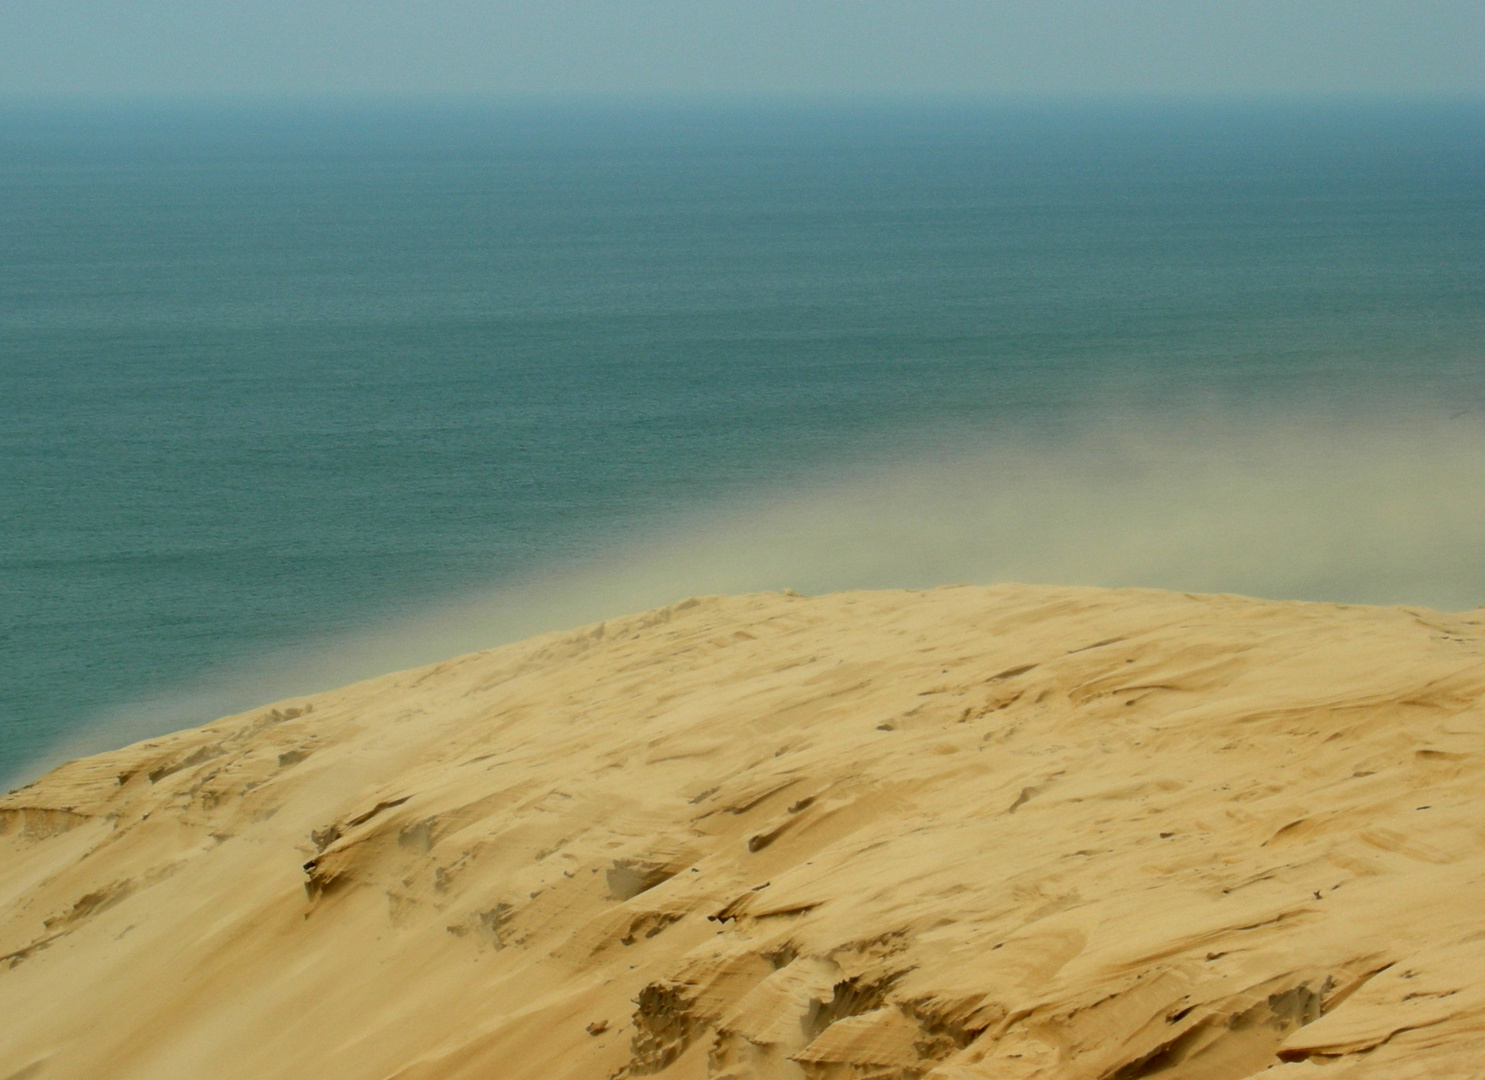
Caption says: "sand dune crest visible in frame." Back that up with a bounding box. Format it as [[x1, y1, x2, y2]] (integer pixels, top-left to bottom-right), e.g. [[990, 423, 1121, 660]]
[[3, 585, 1485, 1079]]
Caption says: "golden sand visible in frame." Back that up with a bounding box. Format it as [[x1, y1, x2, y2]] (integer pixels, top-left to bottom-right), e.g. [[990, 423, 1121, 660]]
[[3, 586, 1484, 1079]]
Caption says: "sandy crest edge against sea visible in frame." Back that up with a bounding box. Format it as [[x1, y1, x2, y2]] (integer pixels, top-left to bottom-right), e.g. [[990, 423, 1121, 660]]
[[3, 584, 1485, 1080]]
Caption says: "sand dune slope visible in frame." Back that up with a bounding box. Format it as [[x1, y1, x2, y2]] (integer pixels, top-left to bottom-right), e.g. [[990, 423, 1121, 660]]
[[3, 586, 1485, 1080]]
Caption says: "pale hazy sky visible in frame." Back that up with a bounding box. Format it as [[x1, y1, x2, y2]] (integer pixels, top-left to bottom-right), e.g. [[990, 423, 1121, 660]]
[[1, 0, 1480, 101]]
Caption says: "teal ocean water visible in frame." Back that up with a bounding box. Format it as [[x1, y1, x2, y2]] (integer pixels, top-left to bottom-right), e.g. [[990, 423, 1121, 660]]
[[2, 102, 1482, 786]]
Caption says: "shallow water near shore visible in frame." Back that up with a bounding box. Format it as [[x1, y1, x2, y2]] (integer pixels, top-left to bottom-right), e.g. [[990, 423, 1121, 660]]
[[2, 100, 1482, 785]]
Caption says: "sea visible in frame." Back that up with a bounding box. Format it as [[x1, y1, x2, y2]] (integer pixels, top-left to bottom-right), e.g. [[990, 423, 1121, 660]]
[[2, 100, 1482, 787]]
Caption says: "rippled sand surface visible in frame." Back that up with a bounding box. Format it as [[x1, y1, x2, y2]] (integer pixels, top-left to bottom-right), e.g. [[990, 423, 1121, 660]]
[[4, 585, 1485, 1079]]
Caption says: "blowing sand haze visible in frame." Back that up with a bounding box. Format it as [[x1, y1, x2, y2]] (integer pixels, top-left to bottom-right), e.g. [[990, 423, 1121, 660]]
[[3, 586, 1485, 1078]]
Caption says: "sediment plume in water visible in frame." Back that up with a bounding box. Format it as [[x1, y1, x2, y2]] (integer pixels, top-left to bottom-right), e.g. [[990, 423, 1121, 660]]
[[30, 403, 1483, 780]]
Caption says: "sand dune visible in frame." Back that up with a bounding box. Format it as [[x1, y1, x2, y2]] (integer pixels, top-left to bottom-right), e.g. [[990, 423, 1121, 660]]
[[3, 585, 1485, 1079]]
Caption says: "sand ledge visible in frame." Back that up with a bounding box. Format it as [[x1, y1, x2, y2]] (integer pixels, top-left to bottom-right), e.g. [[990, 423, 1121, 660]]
[[3, 584, 1484, 1079]]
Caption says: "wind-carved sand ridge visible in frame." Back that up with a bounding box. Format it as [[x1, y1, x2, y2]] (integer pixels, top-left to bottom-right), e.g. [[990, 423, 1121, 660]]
[[3, 585, 1485, 1079]]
